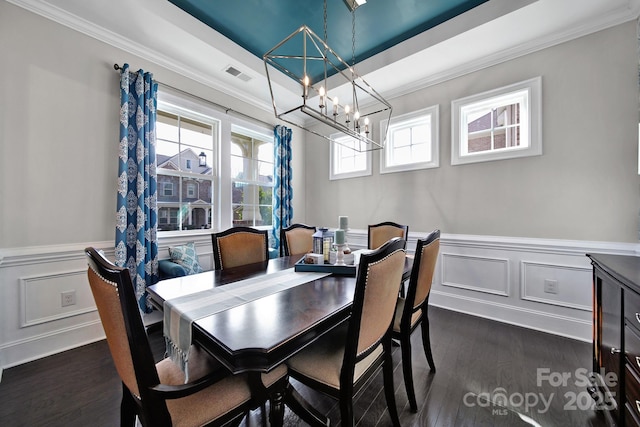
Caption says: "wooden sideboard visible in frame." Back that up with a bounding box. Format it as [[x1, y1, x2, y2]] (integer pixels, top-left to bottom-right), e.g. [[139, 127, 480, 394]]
[[588, 254, 640, 426]]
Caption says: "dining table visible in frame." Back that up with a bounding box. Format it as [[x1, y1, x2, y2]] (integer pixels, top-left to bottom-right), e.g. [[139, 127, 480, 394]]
[[147, 254, 413, 426]]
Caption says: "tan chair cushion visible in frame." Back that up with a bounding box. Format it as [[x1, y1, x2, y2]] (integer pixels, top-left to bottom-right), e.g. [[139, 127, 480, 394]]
[[357, 250, 406, 354], [392, 298, 422, 333], [217, 232, 267, 269], [157, 347, 287, 426], [285, 228, 314, 255], [287, 323, 383, 390], [369, 226, 406, 250]]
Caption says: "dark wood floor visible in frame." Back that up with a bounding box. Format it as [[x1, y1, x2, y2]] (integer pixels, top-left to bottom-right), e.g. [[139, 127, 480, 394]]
[[0, 307, 607, 426]]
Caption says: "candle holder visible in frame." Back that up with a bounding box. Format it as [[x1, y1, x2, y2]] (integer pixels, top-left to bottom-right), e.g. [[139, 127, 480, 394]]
[[334, 243, 347, 266]]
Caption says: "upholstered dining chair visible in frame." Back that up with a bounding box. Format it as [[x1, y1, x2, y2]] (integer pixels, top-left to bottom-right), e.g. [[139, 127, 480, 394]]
[[85, 247, 287, 426], [368, 221, 409, 250], [280, 223, 316, 256], [211, 227, 269, 270], [392, 229, 440, 412], [287, 238, 406, 427]]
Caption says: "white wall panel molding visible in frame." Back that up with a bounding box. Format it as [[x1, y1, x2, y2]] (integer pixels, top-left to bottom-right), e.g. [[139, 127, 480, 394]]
[[0, 241, 114, 268], [520, 260, 592, 311], [1, 233, 638, 369], [441, 253, 510, 297], [20, 269, 96, 328]]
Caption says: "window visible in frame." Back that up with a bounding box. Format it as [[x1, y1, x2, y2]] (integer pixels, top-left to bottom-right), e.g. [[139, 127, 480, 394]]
[[156, 108, 217, 231], [329, 134, 372, 180], [451, 76, 542, 165], [380, 105, 439, 173], [162, 183, 173, 197], [231, 127, 274, 228]]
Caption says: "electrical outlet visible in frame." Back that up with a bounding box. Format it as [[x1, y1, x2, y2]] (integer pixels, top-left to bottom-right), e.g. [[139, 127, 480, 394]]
[[61, 290, 76, 307], [543, 279, 558, 294]]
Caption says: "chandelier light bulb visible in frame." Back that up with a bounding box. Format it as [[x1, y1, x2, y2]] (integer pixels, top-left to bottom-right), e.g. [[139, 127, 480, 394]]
[[303, 75, 310, 98], [344, 104, 351, 123], [333, 96, 339, 117], [319, 86, 325, 109], [364, 117, 370, 134]]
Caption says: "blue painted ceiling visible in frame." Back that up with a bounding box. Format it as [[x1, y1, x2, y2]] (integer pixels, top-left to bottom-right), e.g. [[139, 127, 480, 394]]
[[168, 0, 489, 66]]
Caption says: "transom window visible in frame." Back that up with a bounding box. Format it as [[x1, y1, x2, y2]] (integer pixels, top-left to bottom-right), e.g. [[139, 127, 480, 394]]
[[452, 77, 542, 165], [380, 105, 439, 173], [329, 134, 372, 180], [231, 127, 274, 228]]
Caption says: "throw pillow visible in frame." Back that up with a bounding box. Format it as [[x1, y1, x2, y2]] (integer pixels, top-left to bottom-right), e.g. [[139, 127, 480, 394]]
[[169, 242, 203, 275]]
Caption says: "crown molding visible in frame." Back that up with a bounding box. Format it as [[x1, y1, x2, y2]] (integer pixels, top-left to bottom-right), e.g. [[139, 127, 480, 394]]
[[384, 0, 640, 101], [5, 0, 275, 115]]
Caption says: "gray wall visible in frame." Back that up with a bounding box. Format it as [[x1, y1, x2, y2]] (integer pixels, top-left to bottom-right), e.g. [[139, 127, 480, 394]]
[[0, 1, 307, 250], [303, 22, 640, 243]]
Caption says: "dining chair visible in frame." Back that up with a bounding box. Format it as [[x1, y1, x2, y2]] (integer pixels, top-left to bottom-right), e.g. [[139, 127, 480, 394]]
[[368, 221, 409, 296], [286, 237, 406, 427], [85, 247, 287, 426], [392, 229, 440, 412], [280, 223, 316, 256], [211, 226, 269, 270], [368, 221, 409, 250]]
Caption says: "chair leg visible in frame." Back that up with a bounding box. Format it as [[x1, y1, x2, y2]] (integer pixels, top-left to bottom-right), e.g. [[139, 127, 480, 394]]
[[120, 383, 137, 427], [401, 333, 418, 413], [421, 317, 436, 372], [339, 390, 355, 427], [383, 349, 401, 427]]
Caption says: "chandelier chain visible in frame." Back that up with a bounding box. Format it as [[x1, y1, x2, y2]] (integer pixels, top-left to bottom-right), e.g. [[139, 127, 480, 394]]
[[323, 0, 328, 43], [351, 10, 356, 67]]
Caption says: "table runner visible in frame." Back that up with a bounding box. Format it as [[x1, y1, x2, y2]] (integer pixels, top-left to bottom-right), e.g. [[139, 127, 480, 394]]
[[163, 268, 331, 379]]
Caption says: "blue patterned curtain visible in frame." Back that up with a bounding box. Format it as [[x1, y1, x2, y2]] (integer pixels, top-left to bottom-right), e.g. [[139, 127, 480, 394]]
[[272, 125, 293, 256], [115, 64, 158, 313]]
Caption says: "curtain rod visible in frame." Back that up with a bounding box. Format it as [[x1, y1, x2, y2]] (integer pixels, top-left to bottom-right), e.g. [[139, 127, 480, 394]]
[[113, 63, 274, 129]]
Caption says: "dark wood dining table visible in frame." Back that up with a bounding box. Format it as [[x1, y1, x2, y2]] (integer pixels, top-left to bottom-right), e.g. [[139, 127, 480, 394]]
[[147, 254, 413, 426]]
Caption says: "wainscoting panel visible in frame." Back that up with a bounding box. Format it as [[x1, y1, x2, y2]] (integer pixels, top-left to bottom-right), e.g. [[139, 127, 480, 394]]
[[520, 261, 592, 311], [20, 269, 95, 327], [441, 253, 510, 296], [1, 233, 639, 374]]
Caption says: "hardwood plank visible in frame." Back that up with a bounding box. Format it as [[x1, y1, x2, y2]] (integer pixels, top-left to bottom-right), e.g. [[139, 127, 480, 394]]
[[0, 307, 608, 427]]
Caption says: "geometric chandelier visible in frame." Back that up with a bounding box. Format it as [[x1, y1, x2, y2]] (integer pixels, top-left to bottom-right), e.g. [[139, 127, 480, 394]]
[[263, 1, 392, 152]]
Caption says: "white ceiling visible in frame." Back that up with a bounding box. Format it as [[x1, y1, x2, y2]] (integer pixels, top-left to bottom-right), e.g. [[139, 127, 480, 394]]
[[9, 0, 640, 121]]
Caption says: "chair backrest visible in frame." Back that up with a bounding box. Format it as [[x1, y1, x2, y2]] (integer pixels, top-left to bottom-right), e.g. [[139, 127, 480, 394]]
[[342, 238, 406, 378], [368, 221, 409, 250], [85, 247, 170, 422], [212, 227, 269, 270], [402, 230, 440, 325], [281, 223, 316, 256]]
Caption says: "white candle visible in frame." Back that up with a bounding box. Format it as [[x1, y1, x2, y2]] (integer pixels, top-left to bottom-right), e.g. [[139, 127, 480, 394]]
[[303, 75, 309, 98], [319, 86, 325, 109]]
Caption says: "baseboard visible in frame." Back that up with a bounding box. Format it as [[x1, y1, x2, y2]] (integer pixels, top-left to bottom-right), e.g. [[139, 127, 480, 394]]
[[429, 290, 592, 342], [0, 320, 106, 373]]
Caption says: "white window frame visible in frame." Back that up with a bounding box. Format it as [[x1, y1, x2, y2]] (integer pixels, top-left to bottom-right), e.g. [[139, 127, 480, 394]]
[[230, 125, 274, 230], [329, 133, 372, 180], [157, 93, 219, 234], [380, 105, 439, 174], [451, 76, 542, 165]]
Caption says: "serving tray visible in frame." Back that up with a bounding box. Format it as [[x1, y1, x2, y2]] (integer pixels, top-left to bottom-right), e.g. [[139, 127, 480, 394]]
[[294, 256, 357, 277]]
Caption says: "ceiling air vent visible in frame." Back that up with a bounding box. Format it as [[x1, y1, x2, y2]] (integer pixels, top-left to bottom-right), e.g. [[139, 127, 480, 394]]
[[224, 65, 252, 82]]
